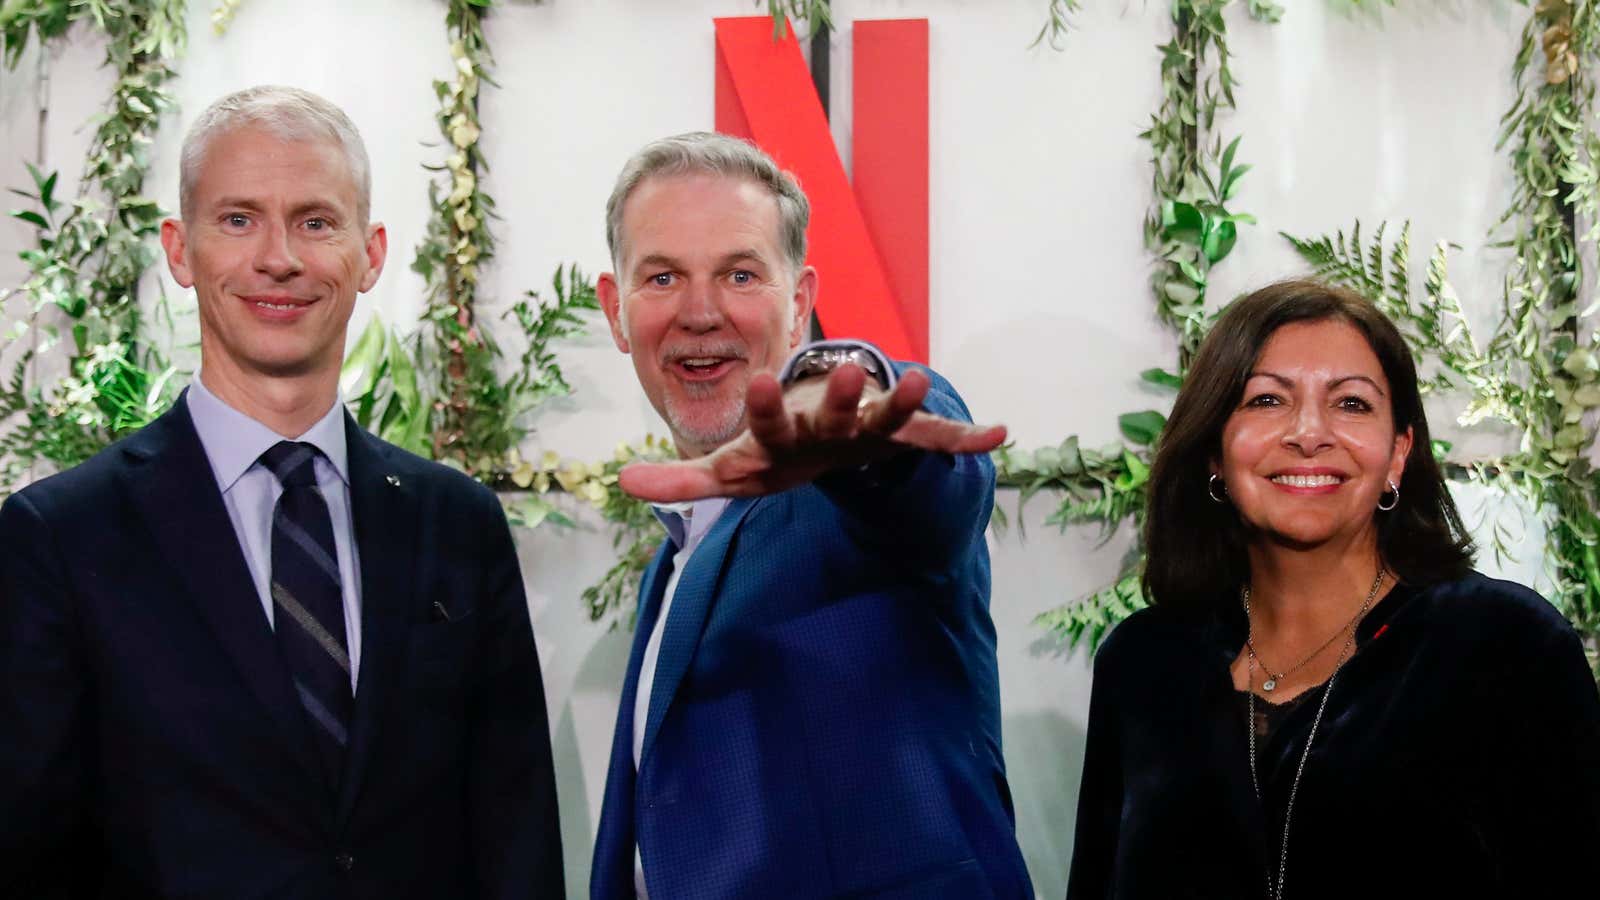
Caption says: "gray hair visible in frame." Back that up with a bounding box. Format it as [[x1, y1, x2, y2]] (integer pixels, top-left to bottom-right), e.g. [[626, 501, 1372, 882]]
[[605, 132, 810, 275], [179, 85, 372, 224]]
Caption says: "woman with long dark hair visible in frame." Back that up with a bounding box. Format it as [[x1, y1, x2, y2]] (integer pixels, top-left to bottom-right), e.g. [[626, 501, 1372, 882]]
[[1065, 280, 1600, 899]]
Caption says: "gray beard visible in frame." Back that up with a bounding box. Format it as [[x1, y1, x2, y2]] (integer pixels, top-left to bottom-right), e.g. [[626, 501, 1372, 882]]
[[662, 384, 746, 451]]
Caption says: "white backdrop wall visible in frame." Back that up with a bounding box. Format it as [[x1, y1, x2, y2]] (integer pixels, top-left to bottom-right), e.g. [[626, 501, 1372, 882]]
[[0, 2, 1552, 897]]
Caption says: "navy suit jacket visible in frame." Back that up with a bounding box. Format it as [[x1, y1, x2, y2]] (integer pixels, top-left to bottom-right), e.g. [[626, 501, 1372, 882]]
[[0, 395, 563, 898], [591, 365, 1032, 899]]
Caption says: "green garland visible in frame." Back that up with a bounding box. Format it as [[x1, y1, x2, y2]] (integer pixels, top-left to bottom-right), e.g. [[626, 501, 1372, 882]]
[[0, 0, 186, 486], [763, 0, 832, 39], [342, 0, 617, 533], [3, 2, 1593, 667], [1281, 0, 1600, 673], [1022, 0, 1270, 651]]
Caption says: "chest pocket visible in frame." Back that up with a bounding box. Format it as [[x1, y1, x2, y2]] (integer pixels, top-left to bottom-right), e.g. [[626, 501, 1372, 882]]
[[407, 614, 474, 707]]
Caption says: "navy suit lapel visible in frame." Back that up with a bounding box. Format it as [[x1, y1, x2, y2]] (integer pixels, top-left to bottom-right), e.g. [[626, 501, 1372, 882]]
[[334, 416, 416, 827], [638, 497, 758, 766], [121, 394, 322, 782]]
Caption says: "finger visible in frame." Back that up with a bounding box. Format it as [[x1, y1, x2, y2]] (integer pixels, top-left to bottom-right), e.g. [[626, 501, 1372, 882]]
[[860, 368, 929, 436], [890, 413, 1009, 455], [617, 459, 724, 503], [811, 364, 867, 440], [745, 372, 794, 450]]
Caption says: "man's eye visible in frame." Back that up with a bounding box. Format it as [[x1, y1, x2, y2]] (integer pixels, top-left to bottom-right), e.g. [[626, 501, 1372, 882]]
[[224, 214, 249, 228], [304, 217, 328, 231], [649, 273, 673, 287], [730, 270, 754, 285]]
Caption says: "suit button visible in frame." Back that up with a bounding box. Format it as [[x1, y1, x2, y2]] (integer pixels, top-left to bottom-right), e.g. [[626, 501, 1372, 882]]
[[334, 851, 354, 872]]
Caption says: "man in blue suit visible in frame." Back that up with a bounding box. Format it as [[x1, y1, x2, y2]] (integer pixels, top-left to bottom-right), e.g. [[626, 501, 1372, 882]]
[[589, 132, 1032, 899], [0, 86, 562, 897]]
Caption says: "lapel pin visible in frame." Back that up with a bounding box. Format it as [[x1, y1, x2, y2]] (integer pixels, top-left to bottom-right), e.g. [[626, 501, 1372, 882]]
[[385, 474, 401, 488]]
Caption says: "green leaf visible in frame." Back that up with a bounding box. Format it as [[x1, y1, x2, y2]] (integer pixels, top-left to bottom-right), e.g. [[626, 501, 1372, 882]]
[[1163, 278, 1202, 306], [1162, 200, 1205, 244], [1140, 368, 1184, 390], [1201, 219, 1238, 264], [387, 334, 422, 416], [1113, 450, 1151, 491], [1118, 410, 1166, 446], [10, 209, 47, 228], [1221, 163, 1252, 202], [339, 316, 389, 400], [1220, 135, 1241, 178], [1173, 257, 1207, 286]]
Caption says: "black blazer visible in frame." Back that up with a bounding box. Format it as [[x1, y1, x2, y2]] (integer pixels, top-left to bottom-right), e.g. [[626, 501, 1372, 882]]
[[0, 395, 563, 899], [1065, 571, 1600, 900]]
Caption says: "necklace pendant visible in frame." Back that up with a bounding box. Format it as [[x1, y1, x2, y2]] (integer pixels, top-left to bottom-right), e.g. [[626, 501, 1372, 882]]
[[1262, 677, 1278, 692]]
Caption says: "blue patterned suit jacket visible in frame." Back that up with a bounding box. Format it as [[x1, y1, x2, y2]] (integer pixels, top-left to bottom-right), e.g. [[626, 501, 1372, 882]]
[[591, 365, 1032, 899]]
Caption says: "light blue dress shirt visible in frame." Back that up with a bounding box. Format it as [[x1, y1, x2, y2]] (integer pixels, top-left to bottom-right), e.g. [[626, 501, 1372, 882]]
[[186, 376, 364, 690]]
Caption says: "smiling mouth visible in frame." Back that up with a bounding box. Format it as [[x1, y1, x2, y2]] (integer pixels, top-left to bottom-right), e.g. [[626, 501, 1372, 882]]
[[1271, 474, 1345, 488], [669, 355, 744, 381], [242, 295, 315, 316]]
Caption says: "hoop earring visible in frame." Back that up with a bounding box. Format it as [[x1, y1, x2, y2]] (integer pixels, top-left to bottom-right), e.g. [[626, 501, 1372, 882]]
[[1377, 480, 1400, 512], [1207, 474, 1228, 504]]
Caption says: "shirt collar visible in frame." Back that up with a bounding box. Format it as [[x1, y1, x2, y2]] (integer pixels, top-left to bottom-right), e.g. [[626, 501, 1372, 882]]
[[186, 373, 350, 493], [652, 497, 731, 552]]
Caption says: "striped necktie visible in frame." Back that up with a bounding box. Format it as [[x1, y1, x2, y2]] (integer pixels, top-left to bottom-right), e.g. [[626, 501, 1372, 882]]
[[260, 440, 351, 789]]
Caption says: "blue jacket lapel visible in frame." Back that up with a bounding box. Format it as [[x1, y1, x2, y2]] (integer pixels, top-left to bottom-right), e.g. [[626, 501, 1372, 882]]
[[334, 416, 417, 828], [121, 393, 322, 783], [591, 543, 676, 898], [638, 497, 758, 767]]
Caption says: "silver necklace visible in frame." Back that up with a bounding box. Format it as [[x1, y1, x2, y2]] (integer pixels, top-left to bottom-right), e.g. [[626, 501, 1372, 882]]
[[1243, 568, 1384, 900], [1244, 594, 1370, 692]]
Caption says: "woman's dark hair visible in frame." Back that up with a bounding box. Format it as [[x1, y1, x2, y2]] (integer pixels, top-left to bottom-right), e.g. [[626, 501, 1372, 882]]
[[1142, 279, 1474, 610]]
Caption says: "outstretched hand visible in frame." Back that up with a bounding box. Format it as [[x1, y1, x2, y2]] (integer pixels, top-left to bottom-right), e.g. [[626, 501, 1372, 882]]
[[619, 364, 1006, 503]]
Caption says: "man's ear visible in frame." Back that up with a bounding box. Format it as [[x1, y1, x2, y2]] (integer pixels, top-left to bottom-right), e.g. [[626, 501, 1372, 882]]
[[358, 222, 388, 293], [160, 218, 195, 288], [597, 272, 630, 353], [789, 265, 818, 349]]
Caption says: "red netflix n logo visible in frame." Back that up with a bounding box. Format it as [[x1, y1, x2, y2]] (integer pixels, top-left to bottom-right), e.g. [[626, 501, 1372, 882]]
[[715, 17, 929, 364]]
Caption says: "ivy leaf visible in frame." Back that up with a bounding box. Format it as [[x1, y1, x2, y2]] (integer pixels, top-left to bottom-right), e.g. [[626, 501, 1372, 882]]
[[1118, 410, 1167, 446]]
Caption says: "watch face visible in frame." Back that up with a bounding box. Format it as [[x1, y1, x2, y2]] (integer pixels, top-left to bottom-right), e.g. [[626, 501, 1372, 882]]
[[787, 346, 888, 389]]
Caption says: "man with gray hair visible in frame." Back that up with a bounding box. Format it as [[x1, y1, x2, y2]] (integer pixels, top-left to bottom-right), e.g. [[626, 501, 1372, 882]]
[[0, 85, 563, 898], [589, 132, 1033, 898]]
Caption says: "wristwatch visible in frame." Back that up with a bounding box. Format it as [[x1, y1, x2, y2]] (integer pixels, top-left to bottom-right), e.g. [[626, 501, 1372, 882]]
[[778, 341, 894, 391]]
